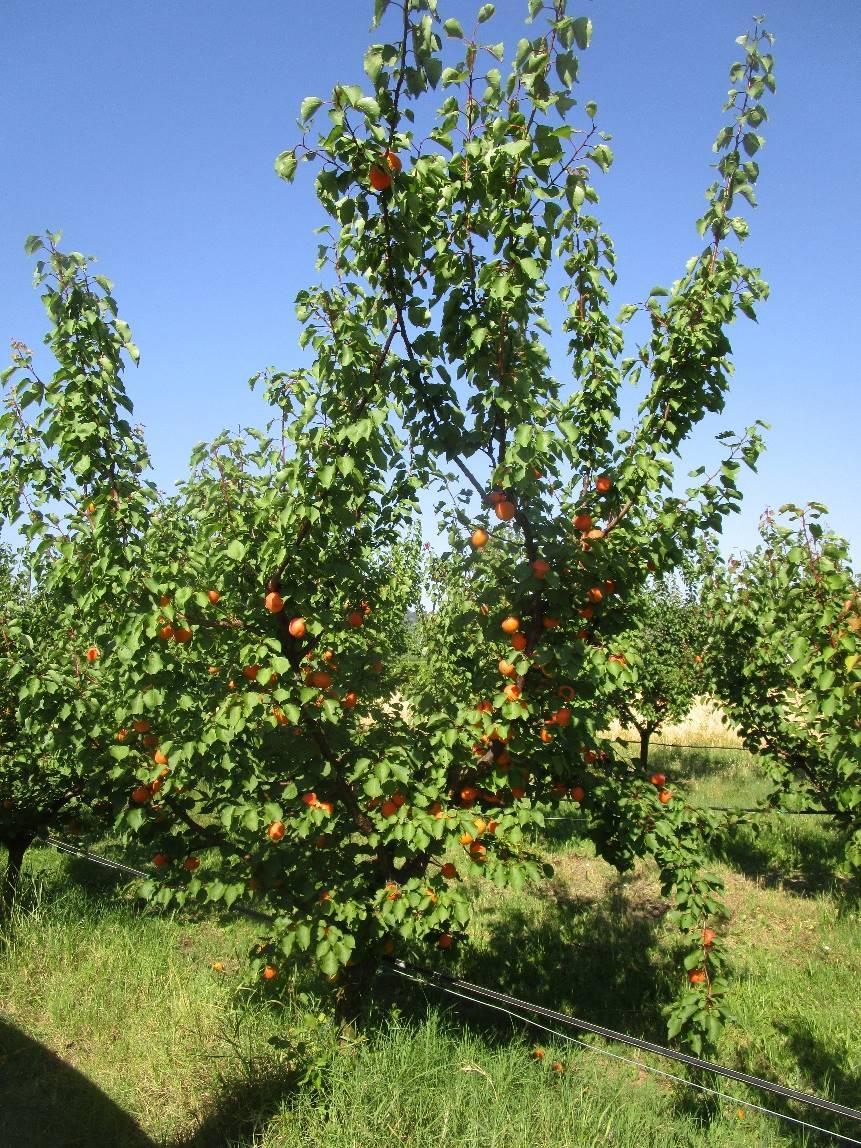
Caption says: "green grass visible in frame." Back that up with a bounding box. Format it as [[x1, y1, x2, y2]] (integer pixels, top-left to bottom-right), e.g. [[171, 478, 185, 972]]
[[1, 751, 859, 1147]]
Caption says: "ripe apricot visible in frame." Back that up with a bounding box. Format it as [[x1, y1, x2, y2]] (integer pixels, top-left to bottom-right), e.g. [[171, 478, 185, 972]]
[[133, 719, 151, 734], [370, 163, 392, 191], [381, 799, 399, 817], [533, 1047, 545, 1060], [85, 645, 100, 662], [158, 594, 171, 607], [206, 589, 220, 604], [265, 591, 284, 613], [586, 527, 604, 541], [460, 786, 478, 803], [262, 965, 278, 981], [552, 1062, 564, 1074], [158, 624, 174, 640], [384, 149, 402, 174], [578, 606, 593, 620], [346, 610, 364, 628], [487, 490, 506, 505], [510, 786, 526, 799], [174, 627, 193, 643], [472, 817, 487, 835], [688, 969, 707, 985], [542, 616, 560, 629], [702, 927, 717, 947], [310, 670, 333, 689], [650, 772, 666, 787], [343, 691, 358, 709], [499, 659, 516, 677], [301, 792, 318, 807], [469, 842, 486, 860], [184, 857, 200, 871], [552, 707, 571, 726], [587, 587, 603, 603], [511, 633, 528, 651], [153, 749, 169, 767], [459, 832, 474, 846], [131, 785, 151, 805], [539, 728, 553, 744], [268, 821, 285, 842], [243, 665, 259, 681], [495, 500, 516, 521], [392, 793, 406, 808], [573, 513, 593, 532], [116, 728, 128, 742], [608, 652, 626, 665], [152, 853, 169, 868], [288, 617, 306, 638], [659, 789, 673, 804], [531, 559, 550, 578], [471, 528, 489, 548], [595, 475, 612, 493], [570, 785, 585, 802], [501, 616, 520, 634], [438, 933, 453, 950], [604, 579, 616, 594], [440, 862, 457, 879], [504, 684, 521, 702]]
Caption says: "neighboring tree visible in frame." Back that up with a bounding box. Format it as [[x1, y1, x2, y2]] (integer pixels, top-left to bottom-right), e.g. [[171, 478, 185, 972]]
[[0, 545, 106, 913], [707, 504, 861, 867], [0, 2, 776, 1053], [607, 574, 709, 771]]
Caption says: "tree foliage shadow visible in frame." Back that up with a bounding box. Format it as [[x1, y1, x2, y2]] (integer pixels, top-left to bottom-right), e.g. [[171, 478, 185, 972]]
[[377, 870, 677, 1049], [713, 1018, 861, 1147], [716, 817, 860, 904]]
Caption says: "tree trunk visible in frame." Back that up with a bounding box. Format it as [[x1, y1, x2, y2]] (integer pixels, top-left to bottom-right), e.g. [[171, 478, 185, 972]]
[[1, 835, 32, 918], [333, 958, 380, 1044], [639, 727, 652, 772]]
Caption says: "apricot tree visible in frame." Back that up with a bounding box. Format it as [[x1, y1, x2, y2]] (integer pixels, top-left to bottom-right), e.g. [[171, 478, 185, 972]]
[[604, 572, 710, 770], [1, 1, 776, 1051], [707, 505, 861, 868]]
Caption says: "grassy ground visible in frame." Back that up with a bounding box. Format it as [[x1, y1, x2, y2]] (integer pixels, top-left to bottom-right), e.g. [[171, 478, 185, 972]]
[[1, 741, 859, 1147]]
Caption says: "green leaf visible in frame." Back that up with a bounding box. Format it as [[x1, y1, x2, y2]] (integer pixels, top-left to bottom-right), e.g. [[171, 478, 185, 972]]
[[299, 97, 324, 124], [274, 150, 298, 182], [477, 4, 495, 23], [572, 16, 592, 49], [226, 540, 246, 562]]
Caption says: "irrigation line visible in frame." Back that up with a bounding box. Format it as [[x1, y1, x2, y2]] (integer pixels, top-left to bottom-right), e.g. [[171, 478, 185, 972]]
[[383, 964, 861, 1146], [386, 958, 861, 1131], [34, 836, 861, 1141]]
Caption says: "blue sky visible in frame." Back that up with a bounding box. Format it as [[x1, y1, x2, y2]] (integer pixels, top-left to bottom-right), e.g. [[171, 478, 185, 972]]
[[2, 1, 859, 560]]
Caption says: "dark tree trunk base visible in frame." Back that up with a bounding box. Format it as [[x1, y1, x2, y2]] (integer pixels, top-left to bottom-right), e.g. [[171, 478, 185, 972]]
[[1, 835, 33, 920], [333, 959, 380, 1044]]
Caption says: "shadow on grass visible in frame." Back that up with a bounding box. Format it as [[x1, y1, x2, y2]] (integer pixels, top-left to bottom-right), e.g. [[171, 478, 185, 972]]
[[0, 1019, 155, 1148], [379, 869, 677, 1048], [0, 1016, 312, 1148], [717, 818, 860, 904], [715, 1018, 861, 1147]]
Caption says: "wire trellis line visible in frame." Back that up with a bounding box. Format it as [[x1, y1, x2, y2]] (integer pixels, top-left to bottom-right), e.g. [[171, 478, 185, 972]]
[[384, 959, 861, 1142]]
